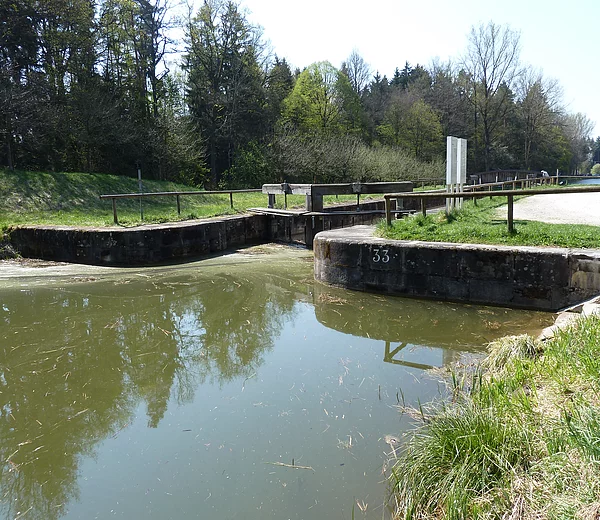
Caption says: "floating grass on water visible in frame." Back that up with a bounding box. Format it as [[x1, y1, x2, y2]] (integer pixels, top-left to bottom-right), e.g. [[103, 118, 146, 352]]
[[263, 461, 315, 472]]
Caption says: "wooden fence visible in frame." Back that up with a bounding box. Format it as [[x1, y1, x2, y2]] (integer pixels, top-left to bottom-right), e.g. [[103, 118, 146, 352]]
[[99, 189, 261, 224], [384, 185, 600, 232]]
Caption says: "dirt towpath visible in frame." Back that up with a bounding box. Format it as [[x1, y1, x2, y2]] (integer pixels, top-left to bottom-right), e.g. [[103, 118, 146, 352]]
[[499, 192, 600, 225]]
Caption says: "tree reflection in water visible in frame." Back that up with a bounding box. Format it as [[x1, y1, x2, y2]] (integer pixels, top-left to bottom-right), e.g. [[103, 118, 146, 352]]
[[0, 264, 306, 520]]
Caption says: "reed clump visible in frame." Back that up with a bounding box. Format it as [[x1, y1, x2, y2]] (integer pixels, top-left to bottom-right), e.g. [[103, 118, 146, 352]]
[[390, 314, 600, 519]]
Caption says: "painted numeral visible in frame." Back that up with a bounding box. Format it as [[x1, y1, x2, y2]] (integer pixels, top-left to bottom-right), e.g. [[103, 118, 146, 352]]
[[372, 248, 390, 263]]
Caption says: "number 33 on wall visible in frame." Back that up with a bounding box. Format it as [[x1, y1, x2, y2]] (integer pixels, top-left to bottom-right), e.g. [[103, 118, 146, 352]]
[[371, 248, 390, 264]]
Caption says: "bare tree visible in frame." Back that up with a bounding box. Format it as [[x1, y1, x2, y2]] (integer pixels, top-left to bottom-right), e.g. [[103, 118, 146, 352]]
[[515, 68, 563, 169], [562, 112, 594, 173], [342, 49, 371, 95], [462, 22, 522, 170]]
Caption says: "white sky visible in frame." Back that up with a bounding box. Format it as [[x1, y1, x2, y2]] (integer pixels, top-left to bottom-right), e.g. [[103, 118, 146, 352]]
[[239, 0, 599, 138]]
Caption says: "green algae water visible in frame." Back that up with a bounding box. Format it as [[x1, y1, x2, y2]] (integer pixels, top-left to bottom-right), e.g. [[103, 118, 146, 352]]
[[0, 247, 553, 520]]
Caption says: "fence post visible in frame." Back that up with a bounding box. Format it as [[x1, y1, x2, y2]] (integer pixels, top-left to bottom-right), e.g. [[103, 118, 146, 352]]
[[507, 194, 514, 232], [229, 192, 234, 209], [112, 198, 118, 224], [176, 194, 181, 215], [385, 197, 392, 225]]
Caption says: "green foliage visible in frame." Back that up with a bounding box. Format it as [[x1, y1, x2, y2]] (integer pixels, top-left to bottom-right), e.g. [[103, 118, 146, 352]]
[[282, 61, 342, 134], [392, 400, 531, 518], [269, 130, 444, 184], [184, 0, 267, 187], [220, 141, 272, 188], [391, 315, 600, 518], [280, 61, 364, 137], [0, 10, 595, 188], [591, 163, 600, 176], [378, 99, 443, 160]]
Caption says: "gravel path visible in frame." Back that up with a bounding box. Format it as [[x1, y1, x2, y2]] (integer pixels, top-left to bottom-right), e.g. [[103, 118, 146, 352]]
[[499, 192, 600, 225]]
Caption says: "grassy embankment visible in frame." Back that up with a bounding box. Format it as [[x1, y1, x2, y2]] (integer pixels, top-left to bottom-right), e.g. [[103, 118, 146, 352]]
[[391, 314, 600, 518], [378, 195, 600, 249], [0, 169, 395, 230]]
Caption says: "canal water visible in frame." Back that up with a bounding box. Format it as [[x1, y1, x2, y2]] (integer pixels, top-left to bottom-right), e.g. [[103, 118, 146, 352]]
[[569, 176, 600, 185], [0, 247, 553, 520]]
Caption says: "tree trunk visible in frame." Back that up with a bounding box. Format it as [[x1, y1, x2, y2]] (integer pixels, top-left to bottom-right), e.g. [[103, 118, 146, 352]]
[[6, 114, 14, 171], [210, 138, 217, 188]]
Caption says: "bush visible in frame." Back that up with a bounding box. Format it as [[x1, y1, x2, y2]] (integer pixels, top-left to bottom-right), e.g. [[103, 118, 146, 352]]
[[268, 129, 444, 184], [591, 163, 600, 176]]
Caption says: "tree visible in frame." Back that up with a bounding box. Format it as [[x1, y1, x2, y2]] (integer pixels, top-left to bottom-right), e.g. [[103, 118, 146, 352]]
[[281, 61, 354, 135], [0, 0, 40, 170], [398, 100, 443, 161], [185, 0, 267, 187], [363, 72, 391, 142], [377, 90, 414, 145], [264, 56, 294, 134], [425, 60, 471, 139], [462, 22, 522, 171], [592, 136, 600, 165], [96, 0, 175, 177], [341, 49, 371, 95], [514, 69, 563, 169], [378, 98, 443, 161], [561, 112, 594, 173]]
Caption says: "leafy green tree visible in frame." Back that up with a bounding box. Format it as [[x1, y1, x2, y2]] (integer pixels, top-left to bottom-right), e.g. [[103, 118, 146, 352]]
[[282, 61, 342, 134], [281, 61, 360, 136], [363, 72, 391, 142], [592, 137, 600, 165], [398, 100, 443, 160], [184, 0, 267, 187], [0, 0, 40, 170], [220, 140, 271, 188], [561, 112, 594, 173], [378, 98, 443, 160], [264, 56, 294, 134], [376, 91, 413, 145]]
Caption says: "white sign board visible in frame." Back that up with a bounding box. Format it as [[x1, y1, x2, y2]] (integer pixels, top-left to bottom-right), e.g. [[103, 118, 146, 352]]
[[457, 138, 467, 185], [446, 136, 467, 211], [446, 136, 458, 185]]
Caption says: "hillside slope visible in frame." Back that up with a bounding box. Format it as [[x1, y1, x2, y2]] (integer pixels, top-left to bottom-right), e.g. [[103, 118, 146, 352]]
[[0, 170, 262, 229]]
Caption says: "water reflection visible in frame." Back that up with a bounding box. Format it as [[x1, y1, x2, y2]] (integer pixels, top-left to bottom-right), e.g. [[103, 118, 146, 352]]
[[0, 250, 552, 519], [0, 261, 306, 520], [311, 281, 550, 363]]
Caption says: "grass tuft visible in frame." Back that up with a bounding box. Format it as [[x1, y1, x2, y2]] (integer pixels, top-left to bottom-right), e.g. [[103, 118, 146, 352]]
[[390, 314, 600, 519], [483, 335, 541, 373]]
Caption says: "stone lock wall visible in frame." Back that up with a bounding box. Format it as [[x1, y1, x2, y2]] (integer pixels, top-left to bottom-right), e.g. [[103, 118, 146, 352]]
[[314, 227, 600, 310], [7, 201, 388, 266], [8, 215, 268, 265]]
